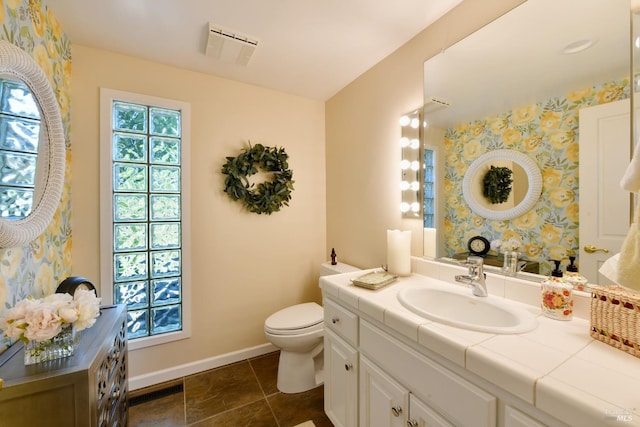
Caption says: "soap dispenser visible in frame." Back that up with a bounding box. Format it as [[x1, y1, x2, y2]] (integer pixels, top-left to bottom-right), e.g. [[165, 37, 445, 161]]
[[565, 256, 588, 292], [541, 260, 573, 320]]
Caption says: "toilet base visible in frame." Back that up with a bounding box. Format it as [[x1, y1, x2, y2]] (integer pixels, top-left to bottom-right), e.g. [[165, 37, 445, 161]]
[[277, 343, 324, 394]]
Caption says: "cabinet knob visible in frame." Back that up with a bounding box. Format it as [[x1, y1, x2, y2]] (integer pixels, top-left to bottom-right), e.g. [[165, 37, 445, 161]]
[[331, 317, 340, 324], [407, 420, 418, 427], [391, 406, 403, 417], [344, 363, 353, 371]]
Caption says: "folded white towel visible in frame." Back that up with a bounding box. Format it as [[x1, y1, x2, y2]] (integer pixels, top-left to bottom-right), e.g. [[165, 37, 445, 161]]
[[621, 143, 640, 193], [599, 253, 621, 285], [614, 204, 640, 292]]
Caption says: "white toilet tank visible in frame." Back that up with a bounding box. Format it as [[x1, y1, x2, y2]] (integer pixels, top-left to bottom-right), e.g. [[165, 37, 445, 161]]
[[320, 261, 360, 276]]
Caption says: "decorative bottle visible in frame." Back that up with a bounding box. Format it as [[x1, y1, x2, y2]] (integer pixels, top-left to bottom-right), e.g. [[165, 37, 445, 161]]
[[564, 256, 588, 292], [541, 260, 573, 321]]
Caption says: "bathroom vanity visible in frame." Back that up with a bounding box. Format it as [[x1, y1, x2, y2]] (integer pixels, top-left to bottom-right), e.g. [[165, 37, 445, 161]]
[[322, 260, 640, 427], [0, 304, 128, 427]]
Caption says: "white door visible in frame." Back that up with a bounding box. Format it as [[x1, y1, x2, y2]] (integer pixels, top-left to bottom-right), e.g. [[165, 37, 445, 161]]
[[579, 99, 633, 284], [359, 356, 408, 427]]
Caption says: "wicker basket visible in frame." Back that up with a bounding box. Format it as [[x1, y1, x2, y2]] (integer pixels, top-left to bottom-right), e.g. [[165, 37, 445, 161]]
[[590, 285, 640, 358]]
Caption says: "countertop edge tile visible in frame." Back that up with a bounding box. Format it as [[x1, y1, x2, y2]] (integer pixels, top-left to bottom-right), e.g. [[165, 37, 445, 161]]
[[536, 376, 639, 427], [465, 344, 537, 404]]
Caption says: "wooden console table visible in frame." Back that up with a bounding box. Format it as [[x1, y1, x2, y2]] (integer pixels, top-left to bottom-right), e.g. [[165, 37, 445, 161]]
[[0, 304, 128, 427]]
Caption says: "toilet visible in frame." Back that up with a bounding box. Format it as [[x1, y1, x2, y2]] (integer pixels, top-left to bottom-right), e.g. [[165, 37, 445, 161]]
[[264, 261, 360, 394]]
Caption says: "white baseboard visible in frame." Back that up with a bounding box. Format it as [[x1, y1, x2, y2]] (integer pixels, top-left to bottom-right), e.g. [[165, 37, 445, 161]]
[[128, 342, 279, 391]]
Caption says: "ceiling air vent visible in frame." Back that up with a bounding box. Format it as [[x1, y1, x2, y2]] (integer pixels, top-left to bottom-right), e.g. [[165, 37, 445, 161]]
[[423, 96, 451, 113], [205, 24, 259, 66]]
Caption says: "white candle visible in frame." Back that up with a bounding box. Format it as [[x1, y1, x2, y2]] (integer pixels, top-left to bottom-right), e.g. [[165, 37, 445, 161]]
[[387, 229, 412, 276]]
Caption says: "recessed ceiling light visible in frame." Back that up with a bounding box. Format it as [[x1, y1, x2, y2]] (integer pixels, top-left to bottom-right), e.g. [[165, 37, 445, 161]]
[[561, 39, 596, 55]]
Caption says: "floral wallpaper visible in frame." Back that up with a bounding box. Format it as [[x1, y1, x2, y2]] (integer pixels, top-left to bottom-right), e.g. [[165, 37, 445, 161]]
[[443, 79, 629, 274], [0, 0, 72, 340]]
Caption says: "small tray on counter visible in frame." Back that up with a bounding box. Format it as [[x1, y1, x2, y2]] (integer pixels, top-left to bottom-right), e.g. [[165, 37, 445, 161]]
[[351, 270, 398, 290]]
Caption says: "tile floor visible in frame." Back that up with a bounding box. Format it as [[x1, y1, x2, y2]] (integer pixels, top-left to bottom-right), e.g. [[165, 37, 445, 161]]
[[128, 351, 333, 426]]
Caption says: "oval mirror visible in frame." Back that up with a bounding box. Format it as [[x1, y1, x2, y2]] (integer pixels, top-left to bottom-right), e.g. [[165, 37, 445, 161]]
[[0, 40, 65, 247], [462, 150, 542, 221]]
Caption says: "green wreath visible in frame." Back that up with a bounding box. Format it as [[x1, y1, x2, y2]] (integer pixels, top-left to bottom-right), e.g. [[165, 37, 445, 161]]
[[221, 142, 294, 215], [482, 165, 513, 204]]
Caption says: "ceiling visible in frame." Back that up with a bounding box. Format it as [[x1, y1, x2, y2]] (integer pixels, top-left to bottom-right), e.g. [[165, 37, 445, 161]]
[[423, 0, 630, 128], [44, 0, 463, 101]]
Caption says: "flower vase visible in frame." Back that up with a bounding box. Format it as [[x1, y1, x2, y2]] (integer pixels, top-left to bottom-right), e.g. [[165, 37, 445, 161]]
[[502, 251, 519, 276], [24, 326, 80, 365]]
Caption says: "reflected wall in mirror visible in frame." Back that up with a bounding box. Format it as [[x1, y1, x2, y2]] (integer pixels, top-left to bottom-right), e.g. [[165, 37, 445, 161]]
[[0, 40, 65, 248], [422, 0, 631, 279]]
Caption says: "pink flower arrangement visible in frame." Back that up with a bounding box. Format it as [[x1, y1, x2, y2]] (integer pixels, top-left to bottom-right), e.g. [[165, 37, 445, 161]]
[[0, 290, 101, 344]]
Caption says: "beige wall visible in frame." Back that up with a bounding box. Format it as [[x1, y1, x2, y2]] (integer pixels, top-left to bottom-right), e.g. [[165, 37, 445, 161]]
[[70, 46, 326, 378], [325, 0, 525, 270]]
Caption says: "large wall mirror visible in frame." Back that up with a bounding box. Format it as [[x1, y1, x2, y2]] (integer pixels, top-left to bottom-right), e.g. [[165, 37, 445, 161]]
[[0, 40, 65, 248], [422, 0, 632, 282]]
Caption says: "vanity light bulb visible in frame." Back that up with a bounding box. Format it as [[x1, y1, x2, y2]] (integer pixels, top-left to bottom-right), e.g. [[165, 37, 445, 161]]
[[400, 181, 410, 191], [410, 181, 420, 191], [411, 202, 420, 212], [411, 161, 420, 171], [410, 118, 420, 129], [400, 159, 410, 170], [399, 115, 410, 126], [410, 139, 420, 149], [400, 137, 410, 147], [400, 202, 410, 213]]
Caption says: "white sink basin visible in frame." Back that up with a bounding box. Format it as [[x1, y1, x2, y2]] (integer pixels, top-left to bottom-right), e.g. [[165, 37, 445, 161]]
[[397, 284, 538, 334]]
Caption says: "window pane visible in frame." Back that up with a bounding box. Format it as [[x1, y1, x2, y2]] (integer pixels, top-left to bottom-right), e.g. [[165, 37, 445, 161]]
[[114, 252, 148, 281], [150, 195, 180, 220], [127, 309, 149, 339], [113, 163, 147, 192], [151, 165, 180, 192], [0, 115, 39, 152], [150, 137, 180, 164], [0, 151, 37, 186], [151, 278, 181, 306], [150, 250, 181, 278], [114, 281, 148, 309], [114, 194, 147, 221], [150, 223, 180, 249], [0, 186, 33, 219], [151, 305, 181, 334], [113, 132, 147, 162], [113, 102, 147, 133], [114, 224, 147, 251], [150, 107, 180, 137], [0, 80, 39, 119]]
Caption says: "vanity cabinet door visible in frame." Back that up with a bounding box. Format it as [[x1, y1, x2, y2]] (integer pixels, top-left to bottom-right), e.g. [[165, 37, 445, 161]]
[[324, 329, 358, 427], [360, 355, 408, 427], [407, 394, 454, 427]]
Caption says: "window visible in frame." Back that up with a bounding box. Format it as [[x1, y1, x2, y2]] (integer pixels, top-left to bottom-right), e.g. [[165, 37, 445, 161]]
[[0, 77, 40, 219], [423, 147, 436, 228], [100, 89, 190, 349]]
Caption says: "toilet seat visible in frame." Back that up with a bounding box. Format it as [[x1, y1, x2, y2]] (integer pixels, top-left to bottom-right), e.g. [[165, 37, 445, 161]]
[[265, 302, 323, 335]]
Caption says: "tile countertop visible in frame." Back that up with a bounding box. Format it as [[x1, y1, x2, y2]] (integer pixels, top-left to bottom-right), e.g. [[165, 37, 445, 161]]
[[320, 263, 640, 427]]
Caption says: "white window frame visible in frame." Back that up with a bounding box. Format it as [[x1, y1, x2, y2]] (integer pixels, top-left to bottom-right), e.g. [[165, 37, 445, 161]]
[[99, 88, 191, 350]]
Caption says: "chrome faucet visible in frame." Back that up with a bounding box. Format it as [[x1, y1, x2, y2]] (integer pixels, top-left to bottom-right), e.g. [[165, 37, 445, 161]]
[[454, 256, 488, 297]]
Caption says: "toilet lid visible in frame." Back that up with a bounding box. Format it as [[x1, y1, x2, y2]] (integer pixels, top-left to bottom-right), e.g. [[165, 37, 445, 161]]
[[265, 302, 323, 331]]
